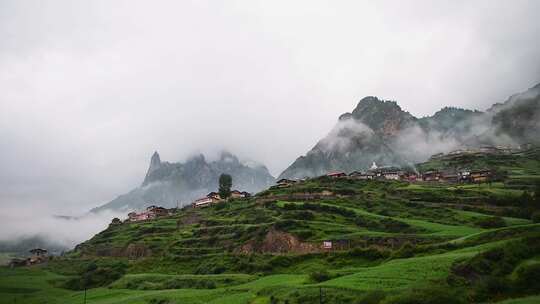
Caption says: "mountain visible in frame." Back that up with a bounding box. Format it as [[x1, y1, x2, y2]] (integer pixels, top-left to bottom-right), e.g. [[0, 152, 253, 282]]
[[279, 98, 411, 179], [92, 151, 275, 212], [279, 84, 540, 179]]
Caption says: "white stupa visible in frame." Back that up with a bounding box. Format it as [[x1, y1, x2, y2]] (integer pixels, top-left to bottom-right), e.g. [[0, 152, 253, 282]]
[[370, 161, 378, 170]]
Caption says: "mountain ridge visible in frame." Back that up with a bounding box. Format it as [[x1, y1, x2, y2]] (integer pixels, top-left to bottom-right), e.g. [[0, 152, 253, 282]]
[[279, 83, 540, 179], [92, 151, 275, 212]]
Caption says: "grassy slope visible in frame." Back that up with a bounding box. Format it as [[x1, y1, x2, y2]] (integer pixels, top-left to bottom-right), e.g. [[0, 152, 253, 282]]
[[1, 149, 539, 304]]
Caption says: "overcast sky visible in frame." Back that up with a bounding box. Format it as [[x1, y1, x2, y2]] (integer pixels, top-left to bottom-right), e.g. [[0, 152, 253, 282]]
[[1, 0, 540, 214]]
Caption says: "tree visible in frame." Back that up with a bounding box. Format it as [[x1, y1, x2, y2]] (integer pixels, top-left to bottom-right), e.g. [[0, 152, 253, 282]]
[[535, 182, 540, 206], [219, 174, 232, 199], [521, 191, 533, 209]]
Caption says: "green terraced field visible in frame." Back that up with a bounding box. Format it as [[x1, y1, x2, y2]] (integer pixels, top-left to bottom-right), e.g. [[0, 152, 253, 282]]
[[2, 150, 539, 303]]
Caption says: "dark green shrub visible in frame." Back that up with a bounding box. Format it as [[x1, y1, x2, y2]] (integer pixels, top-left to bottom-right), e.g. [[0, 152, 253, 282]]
[[380, 218, 413, 233], [349, 246, 390, 260], [513, 262, 540, 292], [274, 220, 297, 230], [282, 210, 314, 220], [309, 270, 331, 282], [392, 242, 416, 259], [203, 281, 217, 289], [148, 298, 174, 304], [61, 260, 127, 290], [474, 216, 506, 228], [470, 276, 510, 302], [382, 285, 465, 304], [354, 290, 386, 304], [269, 255, 294, 268], [335, 188, 357, 195], [531, 211, 540, 223], [295, 230, 314, 240], [450, 235, 540, 300]]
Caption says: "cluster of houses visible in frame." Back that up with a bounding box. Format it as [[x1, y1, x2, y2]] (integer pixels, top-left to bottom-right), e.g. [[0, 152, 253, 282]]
[[430, 144, 532, 161], [121, 190, 253, 223], [348, 167, 491, 184], [8, 248, 48, 268], [421, 169, 492, 183], [275, 161, 493, 187], [353, 166, 491, 184], [127, 205, 170, 222], [192, 190, 251, 208]]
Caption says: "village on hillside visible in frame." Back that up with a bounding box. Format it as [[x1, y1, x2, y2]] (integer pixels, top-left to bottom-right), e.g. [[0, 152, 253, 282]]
[[274, 164, 492, 188], [114, 145, 522, 225], [429, 143, 533, 161], [273, 144, 533, 188], [119, 189, 251, 224], [8, 144, 525, 268]]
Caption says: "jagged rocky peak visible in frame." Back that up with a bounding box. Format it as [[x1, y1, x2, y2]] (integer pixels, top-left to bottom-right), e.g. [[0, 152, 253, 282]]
[[218, 151, 240, 163], [93, 150, 275, 212], [143, 151, 166, 186], [345, 96, 416, 138], [186, 153, 207, 165], [150, 151, 161, 168], [431, 106, 482, 117], [146, 151, 162, 174]]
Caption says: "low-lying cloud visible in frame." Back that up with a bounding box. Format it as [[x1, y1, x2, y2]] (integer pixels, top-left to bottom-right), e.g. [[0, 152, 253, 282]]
[[318, 119, 375, 153], [0, 207, 124, 250]]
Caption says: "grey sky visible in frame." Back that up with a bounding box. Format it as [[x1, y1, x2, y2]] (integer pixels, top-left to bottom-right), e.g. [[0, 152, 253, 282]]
[[1, 0, 540, 214]]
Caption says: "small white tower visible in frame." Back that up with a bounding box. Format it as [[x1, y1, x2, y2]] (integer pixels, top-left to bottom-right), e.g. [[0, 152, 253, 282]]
[[370, 161, 378, 170]]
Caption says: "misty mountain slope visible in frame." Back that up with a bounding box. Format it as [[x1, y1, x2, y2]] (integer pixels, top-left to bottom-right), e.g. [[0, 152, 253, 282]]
[[491, 83, 540, 143], [92, 151, 275, 212], [418, 107, 484, 137], [279, 84, 540, 179], [280, 97, 429, 179], [461, 83, 540, 147]]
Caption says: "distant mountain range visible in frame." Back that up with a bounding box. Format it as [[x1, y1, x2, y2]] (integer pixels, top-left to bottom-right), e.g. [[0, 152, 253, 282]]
[[278, 83, 540, 179], [93, 83, 540, 211], [92, 151, 275, 212]]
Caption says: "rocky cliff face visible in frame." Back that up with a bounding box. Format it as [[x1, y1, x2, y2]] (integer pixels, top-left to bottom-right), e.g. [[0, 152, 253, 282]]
[[145, 151, 162, 179], [92, 151, 275, 212], [490, 83, 540, 144], [279, 84, 540, 179], [346, 97, 417, 138]]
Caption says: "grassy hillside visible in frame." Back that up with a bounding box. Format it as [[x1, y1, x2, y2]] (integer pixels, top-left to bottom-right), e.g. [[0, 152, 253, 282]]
[[1, 151, 540, 304]]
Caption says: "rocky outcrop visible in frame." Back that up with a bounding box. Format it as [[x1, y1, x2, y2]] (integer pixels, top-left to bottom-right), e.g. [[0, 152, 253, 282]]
[[144, 151, 162, 182], [237, 228, 318, 254]]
